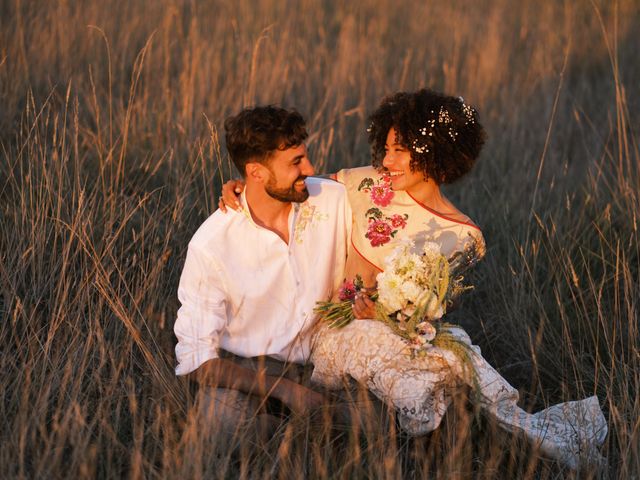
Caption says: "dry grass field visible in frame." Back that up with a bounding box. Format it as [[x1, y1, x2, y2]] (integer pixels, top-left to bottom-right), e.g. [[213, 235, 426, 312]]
[[1, 0, 638, 478]]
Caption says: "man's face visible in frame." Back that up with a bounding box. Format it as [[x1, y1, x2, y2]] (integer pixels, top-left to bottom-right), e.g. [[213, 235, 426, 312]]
[[264, 144, 315, 203]]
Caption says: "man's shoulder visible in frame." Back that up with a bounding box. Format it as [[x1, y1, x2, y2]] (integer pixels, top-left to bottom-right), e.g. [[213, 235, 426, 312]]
[[188, 209, 245, 255], [305, 176, 347, 203]]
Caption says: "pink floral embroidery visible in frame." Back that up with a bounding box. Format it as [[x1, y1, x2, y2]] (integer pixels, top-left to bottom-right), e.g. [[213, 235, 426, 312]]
[[390, 214, 407, 229], [358, 175, 394, 207], [366, 219, 393, 247], [369, 183, 394, 207], [358, 174, 409, 247]]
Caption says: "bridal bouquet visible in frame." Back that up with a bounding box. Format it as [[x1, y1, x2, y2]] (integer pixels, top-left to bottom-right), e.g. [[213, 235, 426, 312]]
[[315, 234, 484, 355], [374, 238, 452, 351]]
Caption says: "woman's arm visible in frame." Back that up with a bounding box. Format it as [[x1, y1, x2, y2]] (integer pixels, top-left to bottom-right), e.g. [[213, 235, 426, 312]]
[[218, 179, 245, 212]]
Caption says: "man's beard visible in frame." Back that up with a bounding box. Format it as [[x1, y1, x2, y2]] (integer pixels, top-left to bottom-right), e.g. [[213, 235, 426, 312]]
[[265, 175, 310, 203]]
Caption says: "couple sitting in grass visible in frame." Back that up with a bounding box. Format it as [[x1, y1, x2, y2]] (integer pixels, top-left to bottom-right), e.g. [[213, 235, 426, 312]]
[[174, 89, 607, 469]]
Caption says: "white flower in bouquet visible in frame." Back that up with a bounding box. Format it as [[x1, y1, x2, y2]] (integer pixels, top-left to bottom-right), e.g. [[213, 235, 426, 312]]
[[384, 237, 413, 266], [401, 280, 422, 304], [377, 272, 406, 313], [423, 240, 441, 256], [395, 253, 425, 280], [424, 291, 444, 320]]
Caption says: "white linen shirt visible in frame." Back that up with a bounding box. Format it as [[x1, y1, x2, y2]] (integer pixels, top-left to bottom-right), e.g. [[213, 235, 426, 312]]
[[174, 178, 351, 375]]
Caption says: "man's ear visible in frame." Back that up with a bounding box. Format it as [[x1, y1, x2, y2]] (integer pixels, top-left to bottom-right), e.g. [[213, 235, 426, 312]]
[[245, 162, 269, 183]]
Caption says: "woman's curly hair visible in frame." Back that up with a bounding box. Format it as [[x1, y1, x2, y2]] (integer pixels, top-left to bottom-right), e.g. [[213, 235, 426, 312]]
[[368, 89, 486, 184]]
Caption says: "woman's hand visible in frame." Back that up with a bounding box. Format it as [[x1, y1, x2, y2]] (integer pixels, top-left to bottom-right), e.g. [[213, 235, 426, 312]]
[[352, 290, 377, 319], [218, 179, 245, 212]]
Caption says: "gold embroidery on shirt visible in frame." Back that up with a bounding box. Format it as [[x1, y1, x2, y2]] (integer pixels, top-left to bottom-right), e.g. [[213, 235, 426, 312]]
[[294, 202, 329, 244]]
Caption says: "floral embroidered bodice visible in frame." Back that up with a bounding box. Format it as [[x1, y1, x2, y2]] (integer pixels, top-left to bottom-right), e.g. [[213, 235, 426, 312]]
[[336, 165, 484, 288]]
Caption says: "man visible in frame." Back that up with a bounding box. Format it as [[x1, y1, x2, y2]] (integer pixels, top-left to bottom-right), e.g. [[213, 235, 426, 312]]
[[174, 105, 351, 437]]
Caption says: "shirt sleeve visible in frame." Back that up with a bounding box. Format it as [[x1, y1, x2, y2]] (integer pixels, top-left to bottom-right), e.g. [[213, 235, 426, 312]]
[[343, 183, 353, 250], [174, 243, 227, 375], [332, 180, 353, 296]]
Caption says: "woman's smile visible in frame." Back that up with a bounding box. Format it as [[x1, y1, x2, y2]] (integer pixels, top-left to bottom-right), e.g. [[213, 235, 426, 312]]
[[381, 127, 425, 192]]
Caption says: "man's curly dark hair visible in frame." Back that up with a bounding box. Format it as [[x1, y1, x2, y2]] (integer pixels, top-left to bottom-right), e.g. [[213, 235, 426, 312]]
[[368, 89, 486, 184], [224, 105, 308, 177]]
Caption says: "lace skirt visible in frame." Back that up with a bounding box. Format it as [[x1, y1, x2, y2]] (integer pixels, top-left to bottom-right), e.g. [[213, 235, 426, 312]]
[[310, 320, 608, 469]]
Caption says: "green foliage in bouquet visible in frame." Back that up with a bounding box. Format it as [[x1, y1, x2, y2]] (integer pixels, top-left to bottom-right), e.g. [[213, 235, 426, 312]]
[[446, 234, 486, 305], [432, 323, 482, 397], [314, 275, 378, 328], [314, 298, 355, 329]]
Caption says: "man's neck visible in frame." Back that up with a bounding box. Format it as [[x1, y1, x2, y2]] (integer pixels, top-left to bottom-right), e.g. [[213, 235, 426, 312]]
[[244, 184, 293, 244]]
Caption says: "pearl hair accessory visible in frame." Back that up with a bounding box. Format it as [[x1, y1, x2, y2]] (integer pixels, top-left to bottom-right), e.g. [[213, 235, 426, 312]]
[[438, 106, 452, 124], [368, 96, 478, 154], [459, 96, 477, 124], [412, 138, 429, 153]]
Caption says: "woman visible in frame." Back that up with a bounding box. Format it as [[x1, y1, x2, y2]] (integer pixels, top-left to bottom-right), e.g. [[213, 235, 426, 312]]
[[220, 89, 607, 468]]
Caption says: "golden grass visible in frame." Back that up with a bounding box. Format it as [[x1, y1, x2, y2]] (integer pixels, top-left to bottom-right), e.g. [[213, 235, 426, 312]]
[[1, 0, 638, 478]]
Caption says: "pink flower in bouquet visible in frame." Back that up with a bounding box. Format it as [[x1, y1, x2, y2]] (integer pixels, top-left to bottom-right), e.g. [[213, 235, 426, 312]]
[[370, 183, 394, 207], [390, 214, 407, 229], [417, 321, 437, 342], [366, 219, 393, 247], [338, 279, 357, 301], [407, 334, 428, 350]]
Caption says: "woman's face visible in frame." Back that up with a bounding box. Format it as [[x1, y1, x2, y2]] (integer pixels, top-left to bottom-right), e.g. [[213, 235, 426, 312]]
[[382, 127, 425, 191]]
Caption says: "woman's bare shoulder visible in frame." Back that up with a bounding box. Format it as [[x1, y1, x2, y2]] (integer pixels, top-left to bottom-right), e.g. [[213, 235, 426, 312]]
[[440, 196, 478, 227]]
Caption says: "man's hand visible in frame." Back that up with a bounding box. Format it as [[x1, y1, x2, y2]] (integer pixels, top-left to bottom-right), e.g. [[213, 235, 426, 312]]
[[191, 359, 327, 416], [218, 179, 245, 212], [273, 378, 327, 415]]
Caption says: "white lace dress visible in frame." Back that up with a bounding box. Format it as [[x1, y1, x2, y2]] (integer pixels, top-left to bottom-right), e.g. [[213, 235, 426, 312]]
[[310, 166, 607, 469], [312, 321, 607, 469]]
